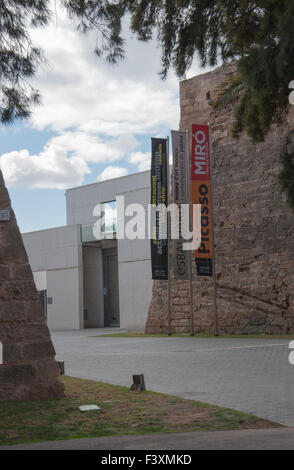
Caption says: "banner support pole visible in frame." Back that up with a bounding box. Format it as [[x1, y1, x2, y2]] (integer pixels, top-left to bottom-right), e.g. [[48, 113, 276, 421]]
[[208, 124, 219, 337], [189, 252, 194, 336], [187, 129, 194, 336], [167, 135, 172, 336]]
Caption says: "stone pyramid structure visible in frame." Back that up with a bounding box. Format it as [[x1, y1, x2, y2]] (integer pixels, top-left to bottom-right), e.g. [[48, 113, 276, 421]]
[[0, 170, 64, 401]]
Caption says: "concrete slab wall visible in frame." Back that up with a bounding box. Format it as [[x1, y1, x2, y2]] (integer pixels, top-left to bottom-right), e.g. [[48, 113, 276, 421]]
[[22, 225, 82, 271], [46, 268, 83, 330], [66, 170, 153, 331], [22, 225, 83, 331], [33, 271, 47, 291], [66, 171, 150, 226], [117, 186, 152, 330], [22, 171, 153, 332], [118, 259, 152, 330]]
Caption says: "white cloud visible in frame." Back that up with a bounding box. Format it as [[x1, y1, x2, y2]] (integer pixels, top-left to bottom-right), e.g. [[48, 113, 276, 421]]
[[129, 152, 151, 172], [0, 131, 140, 189], [49, 132, 139, 163], [0, 147, 89, 189], [28, 6, 181, 136], [97, 166, 129, 182], [3, 4, 207, 190]]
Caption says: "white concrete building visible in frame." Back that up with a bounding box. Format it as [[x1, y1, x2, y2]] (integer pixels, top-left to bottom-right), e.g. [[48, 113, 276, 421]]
[[22, 170, 153, 331]]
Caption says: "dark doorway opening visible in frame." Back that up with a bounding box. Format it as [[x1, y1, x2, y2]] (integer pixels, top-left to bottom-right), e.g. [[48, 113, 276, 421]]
[[103, 247, 120, 327]]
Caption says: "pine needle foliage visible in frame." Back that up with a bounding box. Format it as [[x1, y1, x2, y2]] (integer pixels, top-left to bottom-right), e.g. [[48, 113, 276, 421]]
[[1, 1, 294, 146]]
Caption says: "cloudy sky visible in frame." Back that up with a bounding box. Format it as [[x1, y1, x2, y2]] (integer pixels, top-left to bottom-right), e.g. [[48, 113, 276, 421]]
[[0, 4, 204, 233]]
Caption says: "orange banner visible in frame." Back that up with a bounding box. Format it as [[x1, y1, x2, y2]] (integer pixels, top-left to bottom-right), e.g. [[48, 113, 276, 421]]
[[191, 124, 213, 276]]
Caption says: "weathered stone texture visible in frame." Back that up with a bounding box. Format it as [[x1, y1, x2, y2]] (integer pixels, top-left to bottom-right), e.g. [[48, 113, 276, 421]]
[[0, 170, 64, 401], [146, 64, 294, 335]]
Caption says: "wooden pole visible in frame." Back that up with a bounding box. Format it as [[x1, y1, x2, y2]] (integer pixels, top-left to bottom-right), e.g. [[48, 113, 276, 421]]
[[187, 129, 195, 336], [167, 136, 172, 336], [208, 124, 219, 336]]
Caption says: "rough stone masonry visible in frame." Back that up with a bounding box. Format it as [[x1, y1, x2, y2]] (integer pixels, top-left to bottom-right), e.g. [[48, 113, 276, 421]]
[[0, 170, 64, 401], [146, 64, 294, 335]]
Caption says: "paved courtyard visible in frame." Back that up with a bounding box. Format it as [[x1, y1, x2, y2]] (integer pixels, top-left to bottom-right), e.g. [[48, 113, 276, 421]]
[[51, 329, 294, 426]]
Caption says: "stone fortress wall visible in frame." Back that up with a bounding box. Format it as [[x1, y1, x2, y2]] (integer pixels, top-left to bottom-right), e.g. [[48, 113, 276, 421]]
[[146, 65, 294, 334]]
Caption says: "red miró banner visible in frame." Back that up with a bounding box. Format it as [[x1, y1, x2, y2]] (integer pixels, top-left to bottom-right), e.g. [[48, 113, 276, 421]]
[[191, 124, 213, 277]]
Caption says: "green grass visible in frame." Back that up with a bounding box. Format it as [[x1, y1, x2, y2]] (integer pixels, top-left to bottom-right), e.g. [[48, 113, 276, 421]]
[[0, 376, 281, 446], [91, 331, 294, 339]]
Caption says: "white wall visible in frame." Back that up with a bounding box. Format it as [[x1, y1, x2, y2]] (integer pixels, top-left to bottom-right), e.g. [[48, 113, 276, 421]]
[[118, 259, 152, 330], [46, 268, 82, 330], [66, 170, 153, 331], [66, 170, 150, 226], [23, 225, 82, 271], [117, 185, 152, 330], [33, 271, 47, 291], [22, 225, 83, 330], [22, 171, 153, 331]]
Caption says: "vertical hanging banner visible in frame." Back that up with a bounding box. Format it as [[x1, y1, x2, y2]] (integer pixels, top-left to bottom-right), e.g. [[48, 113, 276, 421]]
[[171, 130, 190, 280], [191, 124, 213, 276], [151, 138, 168, 280]]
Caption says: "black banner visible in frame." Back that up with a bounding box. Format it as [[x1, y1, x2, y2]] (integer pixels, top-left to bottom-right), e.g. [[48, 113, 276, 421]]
[[151, 138, 168, 280]]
